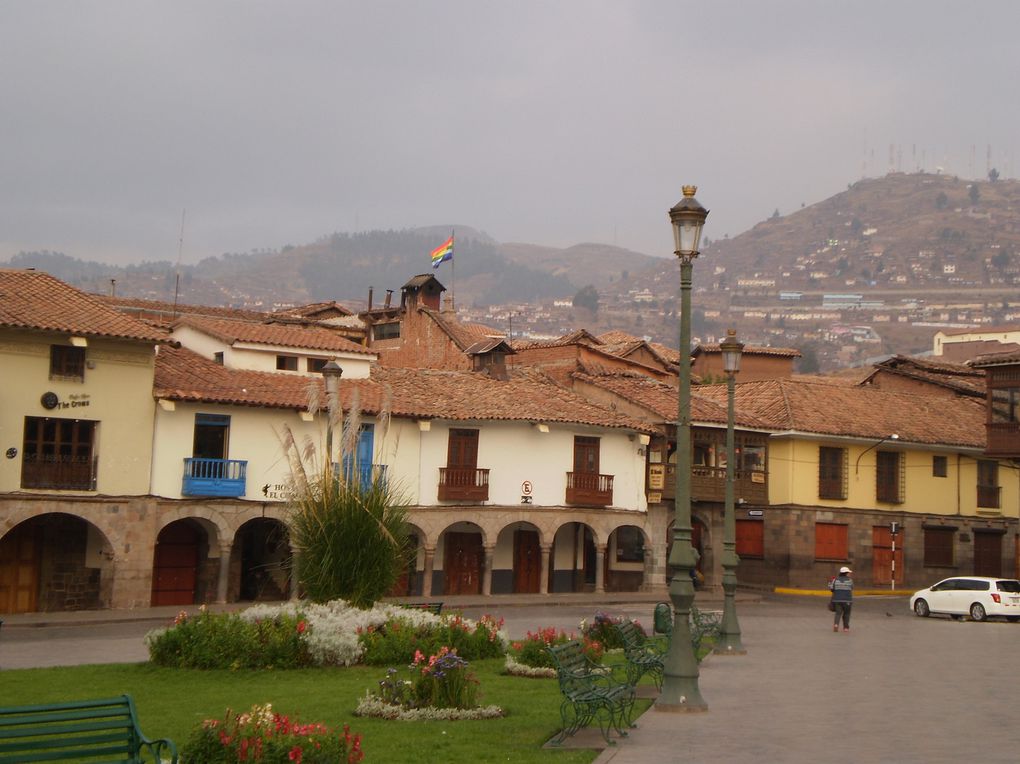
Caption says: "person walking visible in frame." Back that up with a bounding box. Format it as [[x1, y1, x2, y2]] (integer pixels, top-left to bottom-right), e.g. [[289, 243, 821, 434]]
[[829, 566, 853, 632]]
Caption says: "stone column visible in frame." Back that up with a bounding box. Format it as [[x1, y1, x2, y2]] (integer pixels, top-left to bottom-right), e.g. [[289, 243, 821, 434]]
[[422, 547, 435, 597], [482, 545, 495, 595], [216, 544, 232, 604], [595, 545, 606, 594], [540, 544, 551, 595]]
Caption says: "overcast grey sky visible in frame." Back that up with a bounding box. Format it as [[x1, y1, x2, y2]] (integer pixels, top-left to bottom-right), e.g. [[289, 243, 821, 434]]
[[2, 1, 1018, 265]]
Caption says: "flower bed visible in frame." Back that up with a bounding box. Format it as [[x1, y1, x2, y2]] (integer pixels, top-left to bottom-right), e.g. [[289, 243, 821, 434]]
[[355, 647, 504, 721], [579, 611, 645, 651], [181, 703, 363, 763], [504, 627, 604, 678], [145, 601, 509, 670]]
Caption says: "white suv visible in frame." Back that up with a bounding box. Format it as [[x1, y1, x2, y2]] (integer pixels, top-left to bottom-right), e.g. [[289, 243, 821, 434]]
[[911, 577, 1020, 622]]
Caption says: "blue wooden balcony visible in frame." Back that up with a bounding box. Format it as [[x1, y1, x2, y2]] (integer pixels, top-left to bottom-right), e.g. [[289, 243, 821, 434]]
[[182, 458, 247, 497], [335, 462, 388, 488]]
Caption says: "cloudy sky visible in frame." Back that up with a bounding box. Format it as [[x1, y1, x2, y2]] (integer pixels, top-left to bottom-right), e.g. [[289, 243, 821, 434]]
[[2, 1, 1018, 265]]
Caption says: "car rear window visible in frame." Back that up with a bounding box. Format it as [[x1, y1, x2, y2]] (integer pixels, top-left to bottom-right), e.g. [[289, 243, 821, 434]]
[[996, 580, 1020, 593], [959, 579, 990, 591]]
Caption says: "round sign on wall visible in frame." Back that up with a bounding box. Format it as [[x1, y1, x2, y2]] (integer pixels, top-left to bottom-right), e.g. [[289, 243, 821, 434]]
[[521, 481, 533, 496]]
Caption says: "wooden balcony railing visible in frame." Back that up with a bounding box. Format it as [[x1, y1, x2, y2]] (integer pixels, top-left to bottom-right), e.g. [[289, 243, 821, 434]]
[[977, 484, 1001, 509], [182, 458, 247, 498], [21, 454, 97, 491], [438, 467, 490, 501], [984, 422, 1020, 457], [566, 472, 614, 507], [654, 464, 768, 504]]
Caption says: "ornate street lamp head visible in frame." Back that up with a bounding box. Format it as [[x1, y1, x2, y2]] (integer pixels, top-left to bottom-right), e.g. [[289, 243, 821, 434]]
[[720, 328, 744, 376], [321, 358, 343, 397], [668, 185, 709, 262]]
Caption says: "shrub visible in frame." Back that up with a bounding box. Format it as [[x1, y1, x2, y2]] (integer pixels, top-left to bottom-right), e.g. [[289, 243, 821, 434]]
[[147, 608, 313, 670], [359, 613, 506, 666], [361, 647, 482, 714], [180, 703, 363, 763], [580, 611, 644, 651], [507, 627, 604, 669]]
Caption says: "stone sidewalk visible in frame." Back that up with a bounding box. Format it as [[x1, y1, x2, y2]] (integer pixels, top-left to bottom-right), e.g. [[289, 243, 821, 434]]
[[591, 595, 1019, 764]]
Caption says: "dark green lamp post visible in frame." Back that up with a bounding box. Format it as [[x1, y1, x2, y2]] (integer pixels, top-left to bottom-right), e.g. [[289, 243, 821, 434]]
[[715, 328, 746, 655], [657, 185, 709, 712], [321, 359, 343, 469]]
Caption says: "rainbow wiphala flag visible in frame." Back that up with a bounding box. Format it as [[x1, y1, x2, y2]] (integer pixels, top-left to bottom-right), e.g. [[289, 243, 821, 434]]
[[430, 235, 454, 269]]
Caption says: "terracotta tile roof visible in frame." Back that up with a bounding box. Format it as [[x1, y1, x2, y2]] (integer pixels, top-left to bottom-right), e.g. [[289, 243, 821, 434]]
[[98, 295, 269, 324], [968, 349, 1020, 368], [693, 378, 986, 448], [941, 324, 1020, 336], [0, 269, 170, 344], [512, 329, 601, 351], [172, 315, 373, 354], [155, 346, 653, 432], [421, 308, 504, 351], [573, 370, 770, 428], [272, 301, 353, 318], [692, 343, 802, 358], [860, 355, 985, 396]]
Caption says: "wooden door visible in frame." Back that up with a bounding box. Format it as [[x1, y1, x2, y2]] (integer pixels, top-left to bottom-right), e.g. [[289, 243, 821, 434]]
[[513, 530, 541, 593], [974, 532, 1003, 577], [872, 526, 905, 586], [0, 526, 40, 614], [444, 532, 482, 595], [151, 522, 199, 606]]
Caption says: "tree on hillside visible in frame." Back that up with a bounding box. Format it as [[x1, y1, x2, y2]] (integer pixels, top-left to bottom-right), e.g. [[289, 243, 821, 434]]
[[969, 184, 980, 205], [771, 208, 781, 219], [573, 284, 599, 314], [988, 168, 1000, 182], [935, 191, 948, 210]]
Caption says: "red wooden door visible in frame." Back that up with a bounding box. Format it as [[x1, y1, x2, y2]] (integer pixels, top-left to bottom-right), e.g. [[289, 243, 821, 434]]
[[0, 525, 40, 614], [444, 532, 482, 595], [513, 530, 541, 593], [872, 526, 904, 586], [974, 532, 1003, 577], [151, 522, 199, 606]]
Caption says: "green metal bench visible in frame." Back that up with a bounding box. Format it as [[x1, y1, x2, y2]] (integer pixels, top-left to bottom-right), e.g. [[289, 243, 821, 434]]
[[399, 601, 443, 615], [653, 601, 722, 654], [0, 694, 177, 763], [545, 640, 636, 746], [613, 620, 667, 690]]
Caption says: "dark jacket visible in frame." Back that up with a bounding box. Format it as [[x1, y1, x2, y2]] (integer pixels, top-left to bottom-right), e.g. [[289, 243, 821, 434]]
[[829, 574, 853, 603]]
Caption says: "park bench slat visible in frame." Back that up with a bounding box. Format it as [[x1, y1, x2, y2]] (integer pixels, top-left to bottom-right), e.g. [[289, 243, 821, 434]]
[[0, 694, 177, 763], [613, 620, 666, 691]]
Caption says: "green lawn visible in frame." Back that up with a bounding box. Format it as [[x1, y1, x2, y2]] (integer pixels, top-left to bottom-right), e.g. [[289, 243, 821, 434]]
[[1, 659, 653, 763]]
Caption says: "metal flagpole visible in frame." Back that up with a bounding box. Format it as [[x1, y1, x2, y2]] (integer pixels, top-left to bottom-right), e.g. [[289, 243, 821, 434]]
[[449, 229, 456, 313]]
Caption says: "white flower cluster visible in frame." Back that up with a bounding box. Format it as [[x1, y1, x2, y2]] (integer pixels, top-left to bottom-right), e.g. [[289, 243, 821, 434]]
[[236, 599, 508, 667], [353, 695, 504, 721], [503, 655, 556, 679]]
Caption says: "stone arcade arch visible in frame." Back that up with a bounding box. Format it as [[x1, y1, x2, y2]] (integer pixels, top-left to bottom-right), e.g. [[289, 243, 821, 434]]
[[493, 521, 544, 594], [549, 521, 600, 593], [0, 513, 116, 613], [605, 524, 649, 592], [233, 517, 292, 602], [436, 521, 486, 596]]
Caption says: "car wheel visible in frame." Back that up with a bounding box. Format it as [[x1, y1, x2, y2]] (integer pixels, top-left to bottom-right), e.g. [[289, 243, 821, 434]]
[[969, 603, 987, 622], [913, 599, 930, 617]]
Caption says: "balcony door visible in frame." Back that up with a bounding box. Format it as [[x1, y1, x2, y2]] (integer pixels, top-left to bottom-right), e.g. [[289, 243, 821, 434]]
[[448, 429, 479, 472], [574, 436, 599, 476], [193, 414, 230, 460], [342, 424, 375, 484]]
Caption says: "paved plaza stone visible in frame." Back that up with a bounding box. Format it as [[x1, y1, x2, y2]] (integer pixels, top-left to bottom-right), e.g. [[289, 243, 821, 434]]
[[2, 593, 1017, 763]]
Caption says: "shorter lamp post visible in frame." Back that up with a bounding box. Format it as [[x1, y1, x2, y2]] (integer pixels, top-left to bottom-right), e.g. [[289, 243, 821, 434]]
[[715, 328, 746, 655], [321, 360, 343, 470]]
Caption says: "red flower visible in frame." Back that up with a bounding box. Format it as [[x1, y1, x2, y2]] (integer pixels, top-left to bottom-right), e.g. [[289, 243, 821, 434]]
[[289, 744, 303, 762], [296, 620, 307, 634]]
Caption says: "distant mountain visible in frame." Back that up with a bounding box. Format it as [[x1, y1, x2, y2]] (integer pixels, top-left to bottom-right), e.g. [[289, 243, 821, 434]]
[[4, 228, 662, 310]]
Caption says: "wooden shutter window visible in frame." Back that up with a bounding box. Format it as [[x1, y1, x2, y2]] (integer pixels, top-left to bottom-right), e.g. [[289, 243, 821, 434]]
[[818, 447, 847, 500], [876, 451, 904, 503], [815, 522, 848, 561], [923, 527, 955, 567], [735, 519, 764, 559]]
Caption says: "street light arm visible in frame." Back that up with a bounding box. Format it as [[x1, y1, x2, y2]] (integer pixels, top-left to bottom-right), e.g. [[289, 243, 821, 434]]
[[854, 433, 899, 475]]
